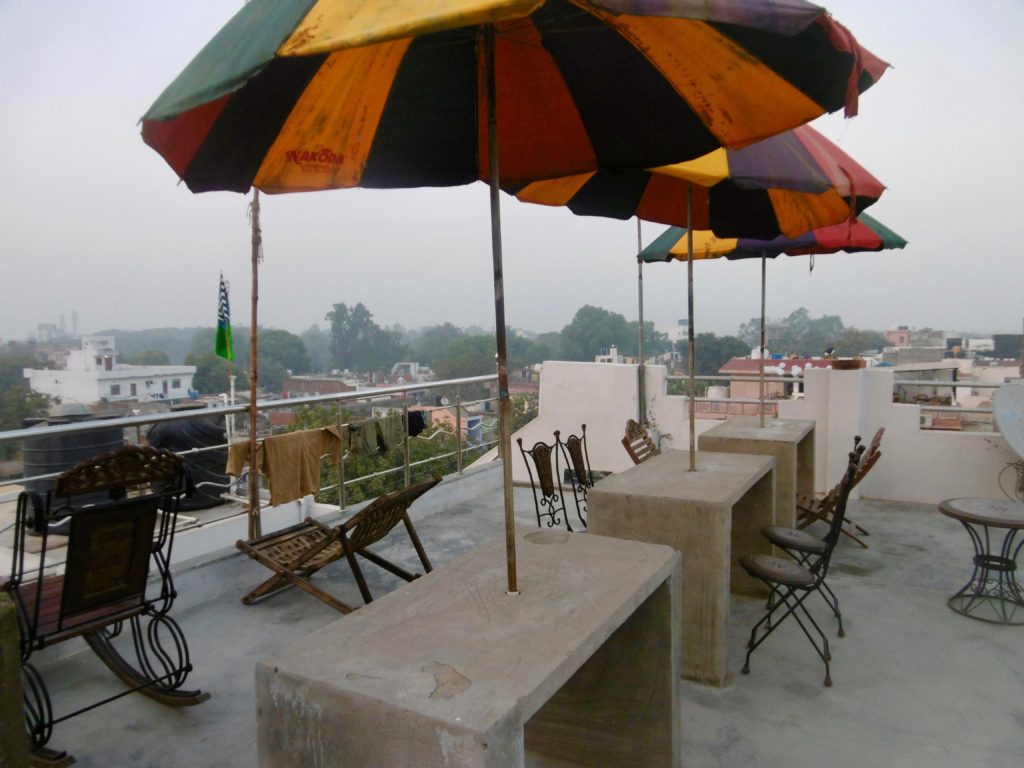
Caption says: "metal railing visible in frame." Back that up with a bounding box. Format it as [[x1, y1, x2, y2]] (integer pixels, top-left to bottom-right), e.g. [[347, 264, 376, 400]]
[[0, 375, 500, 509]]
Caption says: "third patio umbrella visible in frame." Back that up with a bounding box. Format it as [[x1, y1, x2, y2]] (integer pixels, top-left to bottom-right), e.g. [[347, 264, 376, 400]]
[[641, 211, 908, 423], [141, 0, 887, 593]]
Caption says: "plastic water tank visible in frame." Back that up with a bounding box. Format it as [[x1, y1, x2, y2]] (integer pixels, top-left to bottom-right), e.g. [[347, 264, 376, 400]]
[[22, 403, 124, 497], [707, 385, 729, 400]]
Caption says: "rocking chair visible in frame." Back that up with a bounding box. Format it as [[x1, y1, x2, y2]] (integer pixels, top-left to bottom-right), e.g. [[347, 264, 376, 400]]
[[2, 445, 209, 766]]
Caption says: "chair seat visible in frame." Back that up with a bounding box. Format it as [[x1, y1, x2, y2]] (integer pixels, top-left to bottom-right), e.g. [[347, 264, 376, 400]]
[[762, 526, 825, 554], [740, 554, 814, 587]]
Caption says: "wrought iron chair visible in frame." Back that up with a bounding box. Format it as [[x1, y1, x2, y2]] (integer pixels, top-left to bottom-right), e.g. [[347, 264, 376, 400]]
[[3, 446, 209, 765], [621, 418, 659, 465], [739, 448, 861, 687], [797, 428, 884, 547], [518, 435, 577, 532], [555, 425, 592, 530], [236, 475, 441, 613], [761, 443, 876, 638]]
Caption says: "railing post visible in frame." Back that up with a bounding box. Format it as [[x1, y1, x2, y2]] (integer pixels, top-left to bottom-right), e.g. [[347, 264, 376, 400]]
[[336, 404, 347, 511], [402, 395, 411, 488], [456, 390, 463, 475]]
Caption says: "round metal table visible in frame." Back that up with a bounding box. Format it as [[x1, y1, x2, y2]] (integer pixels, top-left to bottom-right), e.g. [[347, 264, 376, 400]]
[[939, 498, 1024, 624]]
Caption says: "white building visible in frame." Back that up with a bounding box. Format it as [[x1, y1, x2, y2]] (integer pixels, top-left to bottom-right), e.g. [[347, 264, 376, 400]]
[[24, 335, 196, 406]]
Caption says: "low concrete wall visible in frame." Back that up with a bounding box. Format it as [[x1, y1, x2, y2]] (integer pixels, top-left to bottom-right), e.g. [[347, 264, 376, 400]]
[[779, 367, 1018, 504]]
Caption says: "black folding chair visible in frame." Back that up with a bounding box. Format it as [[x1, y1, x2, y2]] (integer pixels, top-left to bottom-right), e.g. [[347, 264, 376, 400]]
[[739, 448, 862, 686]]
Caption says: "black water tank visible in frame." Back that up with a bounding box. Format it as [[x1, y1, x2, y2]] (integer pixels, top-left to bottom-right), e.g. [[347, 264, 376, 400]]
[[146, 403, 229, 510], [22, 403, 124, 499]]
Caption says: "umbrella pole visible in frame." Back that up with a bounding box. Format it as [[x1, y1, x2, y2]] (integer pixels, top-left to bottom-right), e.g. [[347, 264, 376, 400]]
[[759, 253, 767, 429], [484, 24, 518, 595], [248, 189, 262, 540], [637, 218, 646, 424], [687, 183, 696, 471]]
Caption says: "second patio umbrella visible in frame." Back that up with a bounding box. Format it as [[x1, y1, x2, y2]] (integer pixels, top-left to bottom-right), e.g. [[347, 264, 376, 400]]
[[509, 124, 885, 468], [141, 0, 887, 593]]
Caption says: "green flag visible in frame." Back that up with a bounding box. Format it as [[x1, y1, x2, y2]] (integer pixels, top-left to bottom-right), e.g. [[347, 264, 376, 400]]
[[216, 274, 234, 361]]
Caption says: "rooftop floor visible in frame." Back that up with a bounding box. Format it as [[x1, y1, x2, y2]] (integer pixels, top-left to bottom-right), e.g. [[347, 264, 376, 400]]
[[17, 480, 1024, 767]]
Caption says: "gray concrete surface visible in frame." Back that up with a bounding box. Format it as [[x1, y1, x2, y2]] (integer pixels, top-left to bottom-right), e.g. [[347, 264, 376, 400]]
[[21, 483, 1024, 768]]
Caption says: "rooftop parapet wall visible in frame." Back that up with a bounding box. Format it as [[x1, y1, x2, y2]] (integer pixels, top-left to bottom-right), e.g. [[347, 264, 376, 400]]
[[778, 367, 1018, 504]]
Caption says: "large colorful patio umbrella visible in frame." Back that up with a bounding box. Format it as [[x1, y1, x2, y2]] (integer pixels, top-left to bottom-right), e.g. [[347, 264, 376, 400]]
[[141, 0, 887, 594], [511, 124, 886, 239], [642, 211, 908, 424]]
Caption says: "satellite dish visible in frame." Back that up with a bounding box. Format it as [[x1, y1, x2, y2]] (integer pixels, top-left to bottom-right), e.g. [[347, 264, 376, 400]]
[[441, 397, 450, 406], [994, 381, 1024, 460]]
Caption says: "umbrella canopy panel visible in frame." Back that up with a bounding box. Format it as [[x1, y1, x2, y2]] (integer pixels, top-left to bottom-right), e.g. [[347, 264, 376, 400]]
[[142, 0, 888, 195], [640, 211, 908, 262], [511, 124, 886, 238]]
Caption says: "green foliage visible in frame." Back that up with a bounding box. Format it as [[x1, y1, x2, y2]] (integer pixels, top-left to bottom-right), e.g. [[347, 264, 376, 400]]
[[834, 328, 887, 356], [187, 326, 308, 393], [185, 351, 246, 395], [413, 323, 466, 367], [432, 334, 496, 380], [511, 394, 538, 432], [122, 348, 170, 366], [676, 332, 750, 376], [0, 351, 52, 458], [285, 403, 479, 506], [299, 325, 333, 373], [560, 305, 632, 361], [738, 308, 879, 358], [326, 302, 409, 372]]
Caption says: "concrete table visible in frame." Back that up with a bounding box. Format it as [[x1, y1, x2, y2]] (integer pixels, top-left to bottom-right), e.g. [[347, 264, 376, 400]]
[[588, 450, 775, 686], [257, 528, 682, 768], [698, 418, 814, 531]]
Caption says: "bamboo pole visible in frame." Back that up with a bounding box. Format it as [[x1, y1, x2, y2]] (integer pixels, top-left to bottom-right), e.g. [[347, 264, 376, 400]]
[[484, 25, 518, 595], [248, 189, 262, 540]]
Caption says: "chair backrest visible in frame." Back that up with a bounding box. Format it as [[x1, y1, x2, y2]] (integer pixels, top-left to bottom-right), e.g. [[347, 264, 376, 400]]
[[558, 425, 593, 491], [7, 446, 191, 649], [343, 475, 442, 553], [817, 446, 866, 563], [622, 419, 659, 465], [517, 435, 571, 529]]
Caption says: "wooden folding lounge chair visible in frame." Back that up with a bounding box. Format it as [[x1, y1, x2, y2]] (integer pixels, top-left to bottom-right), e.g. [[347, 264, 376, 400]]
[[236, 474, 442, 613], [796, 428, 884, 547], [621, 418, 660, 465], [3, 445, 209, 765]]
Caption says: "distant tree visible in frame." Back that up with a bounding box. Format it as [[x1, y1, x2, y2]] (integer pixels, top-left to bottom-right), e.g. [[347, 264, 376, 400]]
[[414, 323, 466, 367], [560, 306, 632, 361], [624, 320, 673, 358], [326, 302, 408, 372], [122, 349, 170, 366], [185, 351, 247, 396], [678, 333, 750, 375], [433, 335, 496, 380], [738, 308, 845, 357], [188, 326, 308, 392], [0, 352, 52, 456], [834, 328, 886, 357], [259, 329, 311, 377], [299, 325, 333, 373]]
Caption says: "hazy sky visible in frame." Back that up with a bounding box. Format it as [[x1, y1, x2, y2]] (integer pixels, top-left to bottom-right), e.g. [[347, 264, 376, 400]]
[[2, 1, 1023, 344]]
